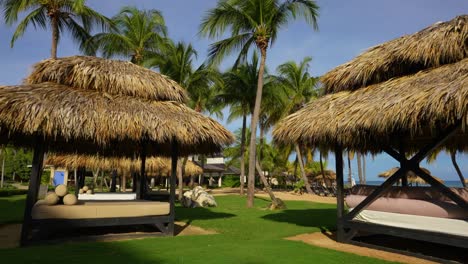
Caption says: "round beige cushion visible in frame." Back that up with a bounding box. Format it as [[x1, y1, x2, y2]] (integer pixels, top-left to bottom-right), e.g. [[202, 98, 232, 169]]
[[44, 193, 60, 205], [55, 184, 68, 197], [82, 186, 89, 192], [63, 194, 78, 205], [79, 188, 84, 194], [86, 189, 94, 194]]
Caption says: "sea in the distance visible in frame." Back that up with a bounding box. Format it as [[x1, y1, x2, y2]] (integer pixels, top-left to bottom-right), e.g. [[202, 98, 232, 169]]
[[359, 180, 465, 188]]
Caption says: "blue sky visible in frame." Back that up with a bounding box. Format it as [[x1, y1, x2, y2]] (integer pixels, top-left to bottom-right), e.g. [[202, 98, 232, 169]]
[[0, 0, 467, 182]]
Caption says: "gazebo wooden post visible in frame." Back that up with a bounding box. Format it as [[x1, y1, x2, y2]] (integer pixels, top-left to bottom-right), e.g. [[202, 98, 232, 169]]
[[168, 138, 179, 235], [132, 171, 137, 192], [139, 142, 147, 199], [335, 145, 345, 242], [20, 137, 46, 246], [110, 170, 117, 192], [399, 140, 408, 186]]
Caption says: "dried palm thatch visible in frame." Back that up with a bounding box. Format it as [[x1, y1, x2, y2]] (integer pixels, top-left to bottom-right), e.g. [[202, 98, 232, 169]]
[[273, 59, 468, 153], [45, 155, 202, 177], [0, 83, 234, 156], [26, 56, 188, 102], [322, 15, 468, 94]]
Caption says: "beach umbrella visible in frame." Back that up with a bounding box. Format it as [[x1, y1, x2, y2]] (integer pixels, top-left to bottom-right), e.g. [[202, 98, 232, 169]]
[[378, 167, 443, 185]]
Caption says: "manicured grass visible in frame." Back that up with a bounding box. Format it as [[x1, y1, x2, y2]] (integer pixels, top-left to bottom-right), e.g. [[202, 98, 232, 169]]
[[0, 195, 394, 264], [0, 195, 25, 224]]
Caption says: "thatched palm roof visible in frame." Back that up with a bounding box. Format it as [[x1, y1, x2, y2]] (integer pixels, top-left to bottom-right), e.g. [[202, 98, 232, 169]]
[[273, 58, 468, 153], [45, 155, 202, 177], [0, 83, 234, 156], [26, 56, 188, 102], [322, 15, 468, 94]]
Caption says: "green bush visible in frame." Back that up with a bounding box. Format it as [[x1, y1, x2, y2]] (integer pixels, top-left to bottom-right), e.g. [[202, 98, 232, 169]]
[[222, 175, 240, 188], [0, 188, 28, 197]]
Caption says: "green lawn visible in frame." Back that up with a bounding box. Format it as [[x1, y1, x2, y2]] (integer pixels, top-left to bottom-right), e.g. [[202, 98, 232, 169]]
[[0, 195, 25, 224], [0, 195, 395, 264]]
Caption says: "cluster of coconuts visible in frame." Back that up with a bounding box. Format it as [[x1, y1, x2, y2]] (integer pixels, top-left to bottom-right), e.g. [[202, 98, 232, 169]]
[[44, 184, 78, 205], [79, 185, 94, 195]]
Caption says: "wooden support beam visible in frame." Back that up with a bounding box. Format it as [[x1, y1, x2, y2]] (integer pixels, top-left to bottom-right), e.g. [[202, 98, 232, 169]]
[[383, 146, 404, 162], [410, 123, 460, 164], [413, 167, 468, 210], [168, 138, 178, 236], [335, 145, 345, 242], [139, 143, 147, 199], [20, 137, 46, 246], [344, 168, 405, 221]]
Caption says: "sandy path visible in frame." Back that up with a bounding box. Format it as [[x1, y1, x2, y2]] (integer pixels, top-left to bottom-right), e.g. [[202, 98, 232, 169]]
[[286, 232, 437, 264], [210, 188, 337, 204]]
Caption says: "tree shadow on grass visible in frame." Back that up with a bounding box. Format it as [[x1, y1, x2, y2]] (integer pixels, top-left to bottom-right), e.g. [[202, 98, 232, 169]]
[[261, 208, 337, 231], [175, 205, 236, 223]]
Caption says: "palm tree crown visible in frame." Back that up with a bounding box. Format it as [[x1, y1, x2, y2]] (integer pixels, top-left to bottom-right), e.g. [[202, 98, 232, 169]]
[[200, 0, 319, 65], [1, 0, 111, 58], [276, 57, 319, 113], [83, 6, 167, 65]]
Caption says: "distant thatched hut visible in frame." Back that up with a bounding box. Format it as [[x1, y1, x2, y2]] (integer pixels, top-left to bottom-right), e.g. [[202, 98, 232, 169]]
[[274, 15, 468, 251]]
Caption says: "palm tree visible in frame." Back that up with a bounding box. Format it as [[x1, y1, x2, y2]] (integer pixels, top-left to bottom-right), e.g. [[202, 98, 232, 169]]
[[219, 56, 258, 195], [200, 0, 319, 207], [273, 57, 319, 194], [150, 40, 223, 199], [83, 6, 167, 65], [450, 151, 466, 187], [1, 0, 111, 59]]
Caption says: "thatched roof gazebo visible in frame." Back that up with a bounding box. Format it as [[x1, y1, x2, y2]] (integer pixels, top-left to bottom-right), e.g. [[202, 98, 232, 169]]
[[0, 56, 233, 245], [273, 15, 468, 251]]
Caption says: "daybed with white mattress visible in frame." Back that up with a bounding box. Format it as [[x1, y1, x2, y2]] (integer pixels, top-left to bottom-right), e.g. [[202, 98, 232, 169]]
[[30, 200, 174, 239], [344, 186, 468, 248]]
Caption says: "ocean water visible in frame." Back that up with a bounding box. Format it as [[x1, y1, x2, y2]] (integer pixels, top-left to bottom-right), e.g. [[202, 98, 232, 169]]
[[358, 180, 465, 188]]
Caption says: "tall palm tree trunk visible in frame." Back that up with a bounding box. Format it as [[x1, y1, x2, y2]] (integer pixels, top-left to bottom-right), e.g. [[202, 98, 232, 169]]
[[357, 153, 363, 184], [362, 155, 367, 184], [319, 151, 327, 188], [450, 151, 466, 187], [255, 160, 282, 206], [51, 15, 58, 59], [247, 49, 267, 208], [240, 114, 247, 195], [295, 144, 313, 194], [177, 157, 189, 200], [347, 153, 352, 185]]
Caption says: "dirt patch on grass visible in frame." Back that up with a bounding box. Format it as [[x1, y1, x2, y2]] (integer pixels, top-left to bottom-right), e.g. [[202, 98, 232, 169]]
[[0, 222, 217, 248], [286, 232, 437, 264]]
